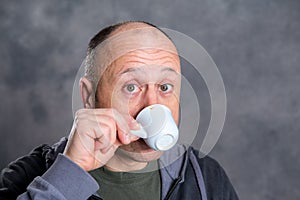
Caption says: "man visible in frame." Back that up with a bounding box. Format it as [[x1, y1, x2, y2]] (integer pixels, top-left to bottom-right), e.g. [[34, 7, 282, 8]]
[[0, 21, 238, 199]]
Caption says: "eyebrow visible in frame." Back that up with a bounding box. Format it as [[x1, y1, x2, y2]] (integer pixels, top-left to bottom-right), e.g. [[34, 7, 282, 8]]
[[160, 67, 179, 75], [120, 67, 142, 75]]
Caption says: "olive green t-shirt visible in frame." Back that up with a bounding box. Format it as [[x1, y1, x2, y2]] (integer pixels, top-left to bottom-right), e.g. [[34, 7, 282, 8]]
[[89, 161, 161, 200]]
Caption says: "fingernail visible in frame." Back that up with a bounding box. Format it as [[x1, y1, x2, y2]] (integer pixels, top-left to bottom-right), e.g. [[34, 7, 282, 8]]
[[130, 134, 139, 141], [125, 134, 130, 143], [130, 120, 140, 130]]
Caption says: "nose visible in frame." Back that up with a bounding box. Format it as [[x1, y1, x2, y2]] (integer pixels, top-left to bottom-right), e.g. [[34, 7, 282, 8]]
[[143, 83, 159, 106]]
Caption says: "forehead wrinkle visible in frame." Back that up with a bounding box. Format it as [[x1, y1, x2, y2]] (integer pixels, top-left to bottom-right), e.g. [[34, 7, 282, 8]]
[[116, 64, 179, 78], [124, 49, 178, 66], [95, 46, 179, 84], [129, 49, 178, 61], [120, 56, 178, 68], [111, 50, 179, 72], [94, 26, 179, 92]]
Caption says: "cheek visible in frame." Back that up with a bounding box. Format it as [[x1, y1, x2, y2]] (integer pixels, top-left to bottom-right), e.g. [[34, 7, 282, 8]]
[[128, 98, 144, 117], [162, 95, 180, 124], [157, 98, 179, 124], [171, 91, 180, 124], [96, 86, 112, 108], [170, 102, 180, 125], [111, 93, 129, 112]]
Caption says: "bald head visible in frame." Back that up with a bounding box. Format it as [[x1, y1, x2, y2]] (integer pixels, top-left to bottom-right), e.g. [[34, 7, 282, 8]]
[[84, 21, 179, 93]]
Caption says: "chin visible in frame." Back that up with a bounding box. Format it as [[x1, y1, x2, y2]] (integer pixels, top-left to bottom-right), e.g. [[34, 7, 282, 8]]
[[116, 139, 163, 162]]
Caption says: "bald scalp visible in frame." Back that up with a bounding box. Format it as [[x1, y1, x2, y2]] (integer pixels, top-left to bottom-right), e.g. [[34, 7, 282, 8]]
[[84, 21, 178, 95]]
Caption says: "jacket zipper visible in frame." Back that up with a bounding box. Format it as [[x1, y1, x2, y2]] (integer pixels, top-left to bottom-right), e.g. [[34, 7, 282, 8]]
[[164, 177, 182, 200]]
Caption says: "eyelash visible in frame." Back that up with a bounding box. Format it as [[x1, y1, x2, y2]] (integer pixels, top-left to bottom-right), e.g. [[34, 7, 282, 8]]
[[123, 83, 173, 95], [123, 84, 140, 94], [159, 83, 173, 93]]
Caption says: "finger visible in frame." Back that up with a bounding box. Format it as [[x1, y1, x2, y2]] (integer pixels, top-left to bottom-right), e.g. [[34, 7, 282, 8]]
[[93, 116, 117, 144], [126, 116, 140, 141], [79, 108, 132, 145], [111, 111, 142, 143], [101, 139, 122, 154], [128, 115, 140, 130], [109, 109, 132, 144], [90, 113, 129, 145], [84, 109, 130, 136], [94, 124, 113, 151], [93, 143, 119, 167]]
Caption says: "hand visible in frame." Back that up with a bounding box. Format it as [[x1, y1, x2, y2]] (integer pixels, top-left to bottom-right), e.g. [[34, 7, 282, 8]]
[[63, 108, 139, 171]]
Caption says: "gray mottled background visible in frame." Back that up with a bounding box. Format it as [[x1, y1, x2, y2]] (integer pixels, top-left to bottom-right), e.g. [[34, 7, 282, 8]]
[[1, 0, 300, 199]]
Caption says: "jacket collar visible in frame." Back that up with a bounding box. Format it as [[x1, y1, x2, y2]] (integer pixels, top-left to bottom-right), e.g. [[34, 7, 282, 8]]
[[44, 137, 189, 182], [43, 138, 190, 199], [159, 144, 189, 199]]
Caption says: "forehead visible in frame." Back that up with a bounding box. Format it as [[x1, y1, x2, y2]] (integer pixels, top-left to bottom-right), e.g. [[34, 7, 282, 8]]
[[94, 26, 179, 76], [112, 49, 180, 73]]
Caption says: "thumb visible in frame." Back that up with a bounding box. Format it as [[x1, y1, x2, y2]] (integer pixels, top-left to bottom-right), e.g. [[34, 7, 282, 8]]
[[128, 115, 140, 130]]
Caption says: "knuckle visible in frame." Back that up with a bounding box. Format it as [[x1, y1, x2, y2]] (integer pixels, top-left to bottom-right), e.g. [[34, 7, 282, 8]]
[[75, 108, 86, 116], [106, 108, 115, 116], [100, 124, 110, 134], [107, 117, 116, 126], [109, 108, 119, 117]]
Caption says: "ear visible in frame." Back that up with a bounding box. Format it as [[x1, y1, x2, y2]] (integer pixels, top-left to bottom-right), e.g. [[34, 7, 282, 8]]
[[80, 77, 95, 108]]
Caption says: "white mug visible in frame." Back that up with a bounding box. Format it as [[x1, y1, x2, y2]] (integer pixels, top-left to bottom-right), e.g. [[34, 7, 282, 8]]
[[130, 104, 179, 151]]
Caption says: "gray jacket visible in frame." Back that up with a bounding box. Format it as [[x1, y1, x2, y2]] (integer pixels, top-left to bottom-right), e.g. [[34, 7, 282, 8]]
[[0, 137, 238, 199]]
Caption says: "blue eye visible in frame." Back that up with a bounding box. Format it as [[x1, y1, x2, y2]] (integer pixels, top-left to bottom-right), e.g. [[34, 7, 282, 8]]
[[124, 84, 139, 93], [159, 84, 173, 92]]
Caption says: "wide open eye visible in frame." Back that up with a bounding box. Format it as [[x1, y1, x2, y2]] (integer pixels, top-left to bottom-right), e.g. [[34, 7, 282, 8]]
[[159, 83, 173, 93], [124, 84, 140, 94]]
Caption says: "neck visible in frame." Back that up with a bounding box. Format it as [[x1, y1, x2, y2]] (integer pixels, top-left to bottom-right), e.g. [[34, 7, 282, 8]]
[[105, 154, 148, 172]]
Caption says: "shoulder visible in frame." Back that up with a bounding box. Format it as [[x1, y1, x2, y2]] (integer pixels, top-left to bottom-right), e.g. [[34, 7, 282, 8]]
[[188, 147, 239, 199], [0, 137, 68, 199], [189, 147, 226, 174]]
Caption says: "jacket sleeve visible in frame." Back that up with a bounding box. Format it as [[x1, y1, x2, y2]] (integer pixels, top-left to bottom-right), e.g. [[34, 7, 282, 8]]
[[0, 138, 68, 199], [0, 144, 48, 199], [17, 154, 99, 200]]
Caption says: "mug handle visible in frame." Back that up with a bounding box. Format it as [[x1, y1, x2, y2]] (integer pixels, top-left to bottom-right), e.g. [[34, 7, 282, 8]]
[[130, 125, 148, 138]]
